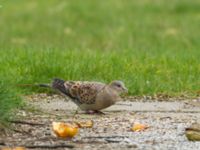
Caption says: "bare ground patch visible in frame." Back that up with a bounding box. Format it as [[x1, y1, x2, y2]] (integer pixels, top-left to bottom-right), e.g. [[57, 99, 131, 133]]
[[1, 94, 200, 150]]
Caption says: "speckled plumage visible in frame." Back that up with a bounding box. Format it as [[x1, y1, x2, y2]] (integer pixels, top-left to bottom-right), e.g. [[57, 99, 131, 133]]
[[52, 78, 128, 111]]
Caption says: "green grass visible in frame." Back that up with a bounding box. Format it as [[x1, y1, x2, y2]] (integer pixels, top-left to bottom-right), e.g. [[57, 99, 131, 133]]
[[0, 0, 200, 101], [0, 79, 22, 125]]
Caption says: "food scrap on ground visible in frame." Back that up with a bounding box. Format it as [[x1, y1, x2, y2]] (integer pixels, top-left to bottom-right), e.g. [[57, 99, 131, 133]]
[[185, 123, 200, 141], [1, 147, 26, 150], [52, 122, 78, 138], [75, 120, 94, 128], [131, 122, 149, 132]]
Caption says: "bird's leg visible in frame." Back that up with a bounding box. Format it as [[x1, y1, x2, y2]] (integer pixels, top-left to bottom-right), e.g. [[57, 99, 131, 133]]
[[72, 108, 79, 119], [85, 110, 95, 114], [94, 110, 105, 115], [85, 110, 105, 115]]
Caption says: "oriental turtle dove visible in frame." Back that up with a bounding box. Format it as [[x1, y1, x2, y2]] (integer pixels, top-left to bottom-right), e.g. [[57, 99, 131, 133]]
[[52, 78, 128, 111]]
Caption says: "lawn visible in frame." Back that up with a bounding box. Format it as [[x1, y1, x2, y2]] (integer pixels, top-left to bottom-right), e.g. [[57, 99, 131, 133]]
[[0, 79, 22, 125], [0, 0, 200, 122]]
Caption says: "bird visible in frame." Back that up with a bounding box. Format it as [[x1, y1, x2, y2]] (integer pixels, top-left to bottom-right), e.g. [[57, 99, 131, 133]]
[[51, 78, 128, 113]]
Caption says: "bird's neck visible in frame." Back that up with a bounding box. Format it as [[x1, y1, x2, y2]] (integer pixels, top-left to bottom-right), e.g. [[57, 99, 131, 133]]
[[105, 86, 121, 102]]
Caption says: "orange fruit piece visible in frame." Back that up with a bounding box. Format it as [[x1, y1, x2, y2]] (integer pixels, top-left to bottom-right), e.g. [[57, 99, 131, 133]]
[[52, 122, 78, 138], [75, 120, 93, 128], [1, 147, 26, 150], [132, 122, 149, 132], [1, 147, 12, 150], [13, 147, 26, 150]]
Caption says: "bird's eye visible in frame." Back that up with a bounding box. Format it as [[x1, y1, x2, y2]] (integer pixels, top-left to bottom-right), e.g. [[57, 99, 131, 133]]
[[116, 84, 121, 87]]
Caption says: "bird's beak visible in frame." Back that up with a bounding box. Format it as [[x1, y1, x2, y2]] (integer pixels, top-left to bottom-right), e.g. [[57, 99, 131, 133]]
[[123, 87, 128, 93]]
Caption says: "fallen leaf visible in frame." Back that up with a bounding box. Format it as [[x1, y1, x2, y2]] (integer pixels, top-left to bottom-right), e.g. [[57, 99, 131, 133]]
[[186, 130, 200, 141], [131, 123, 149, 132], [52, 122, 78, 138], [185, 123, 200, 141], [75, 120, 93, 128]]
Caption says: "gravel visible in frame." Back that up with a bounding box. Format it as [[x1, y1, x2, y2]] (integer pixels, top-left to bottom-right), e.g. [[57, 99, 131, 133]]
[[1, 94, 200, 150]]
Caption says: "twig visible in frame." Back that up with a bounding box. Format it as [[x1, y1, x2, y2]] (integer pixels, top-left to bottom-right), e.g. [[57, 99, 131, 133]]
[[132, 110, 200, 113], [73, 140, 105, 144], [116, 103, 132, 106], [0, 141, 5, 145], [24, 144, 74, 149], [105, 139, 122, 143], [84, 135, 129, 139], [84, 135, 129, 143], [11, 128, 32, 135], [159, 116, 172, 120], [9, 120, 45, 126], [185, 101, 200, 107]]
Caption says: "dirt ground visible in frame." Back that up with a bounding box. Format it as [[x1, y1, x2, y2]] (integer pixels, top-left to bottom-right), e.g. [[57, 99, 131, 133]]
[[1, 94, 200, 150]]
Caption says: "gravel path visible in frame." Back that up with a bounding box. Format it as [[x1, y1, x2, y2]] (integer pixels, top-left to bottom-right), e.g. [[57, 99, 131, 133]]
[[1, 94, 200, 150]]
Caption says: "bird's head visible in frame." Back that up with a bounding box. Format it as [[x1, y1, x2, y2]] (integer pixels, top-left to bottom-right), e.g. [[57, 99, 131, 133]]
[[109, 80, 128, 94]]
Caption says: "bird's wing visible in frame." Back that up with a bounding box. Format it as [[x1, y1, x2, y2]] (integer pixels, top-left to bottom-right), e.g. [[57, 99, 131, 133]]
[[64, 81, 105, 104]]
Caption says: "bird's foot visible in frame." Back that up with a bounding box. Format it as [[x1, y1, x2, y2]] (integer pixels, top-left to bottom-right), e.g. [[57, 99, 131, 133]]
[[85, 110, 105, 115], [72, 108, 79, 119]]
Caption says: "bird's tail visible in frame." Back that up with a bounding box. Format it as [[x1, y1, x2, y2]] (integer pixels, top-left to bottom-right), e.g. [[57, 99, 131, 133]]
[[16, 83, 50, 87], [51, 78, 68, 95], [16, 78, 69, 95]]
